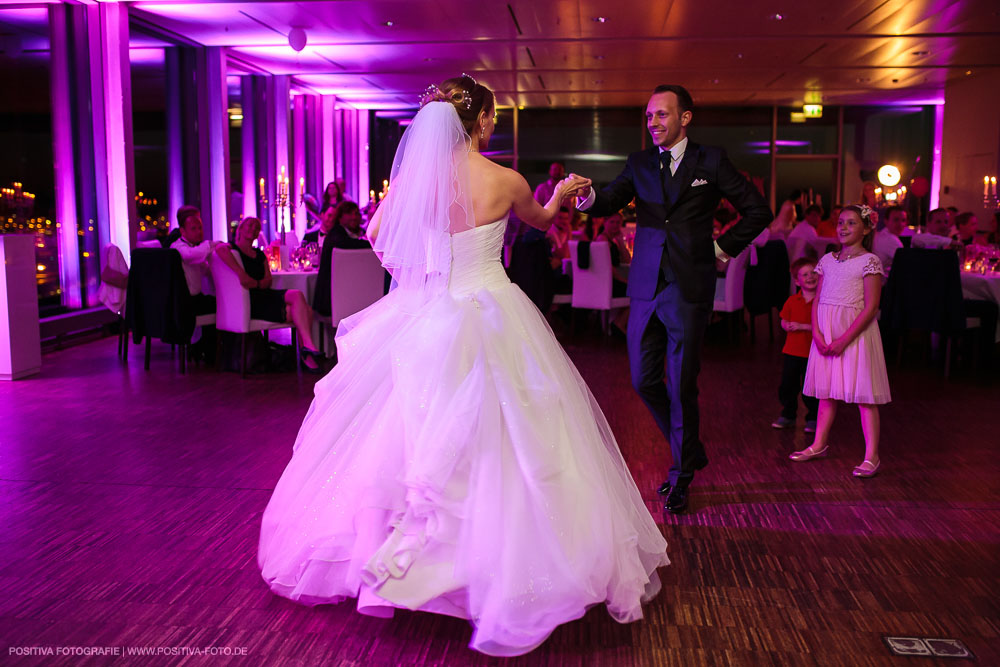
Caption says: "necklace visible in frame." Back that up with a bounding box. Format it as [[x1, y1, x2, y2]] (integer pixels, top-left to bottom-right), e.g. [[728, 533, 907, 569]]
[[836, 248, 865, 262]]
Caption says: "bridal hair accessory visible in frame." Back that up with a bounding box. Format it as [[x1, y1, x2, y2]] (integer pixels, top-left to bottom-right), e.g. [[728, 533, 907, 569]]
[[858, 204, 873, 221], [419, 84, 472, 110], [461, 72, 478, 85]]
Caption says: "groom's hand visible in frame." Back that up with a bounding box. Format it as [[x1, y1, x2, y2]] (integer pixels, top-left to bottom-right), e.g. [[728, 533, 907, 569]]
[[568, 173, 592, 200]]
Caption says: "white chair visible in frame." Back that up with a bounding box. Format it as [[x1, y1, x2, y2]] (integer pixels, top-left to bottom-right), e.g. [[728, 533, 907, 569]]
[[713, 245, 751, 340], [98, 244, 129, 358], [330, 248, 385, 326], [568, 240, 629, 334], [209, 252, 294, 377], [136, 239, 162, 249]]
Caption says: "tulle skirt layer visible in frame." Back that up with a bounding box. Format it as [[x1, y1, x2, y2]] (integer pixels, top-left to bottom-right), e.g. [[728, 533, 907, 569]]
[[804, 302, 891, 404], [258, 282, 669, 656]]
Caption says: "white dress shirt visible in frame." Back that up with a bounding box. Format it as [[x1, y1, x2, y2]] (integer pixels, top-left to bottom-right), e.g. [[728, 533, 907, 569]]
[[577, 137, 729, 260], [170, 237, 215, 296], [872, 229, 903, 273], [910, 233, 953, 250]]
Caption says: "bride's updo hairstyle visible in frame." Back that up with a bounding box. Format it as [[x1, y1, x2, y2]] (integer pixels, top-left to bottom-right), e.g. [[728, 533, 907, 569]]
[[420, 74, 495, 137]]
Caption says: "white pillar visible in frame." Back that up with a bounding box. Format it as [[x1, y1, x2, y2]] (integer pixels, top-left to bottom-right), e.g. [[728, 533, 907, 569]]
[[48, 3, 81, 307], [88, 1, 134, 263]]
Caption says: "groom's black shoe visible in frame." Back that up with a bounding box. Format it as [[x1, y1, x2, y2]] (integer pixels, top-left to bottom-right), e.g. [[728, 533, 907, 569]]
[[663, 486, 689, 514], [656, 480, 672, 497]]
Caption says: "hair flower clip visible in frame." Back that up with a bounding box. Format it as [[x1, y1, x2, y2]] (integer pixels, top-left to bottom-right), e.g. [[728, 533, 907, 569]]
[[858, 204, 873, 220]]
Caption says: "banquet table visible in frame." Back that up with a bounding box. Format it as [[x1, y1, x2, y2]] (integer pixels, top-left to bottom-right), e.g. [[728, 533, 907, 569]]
[[271, 270, 319, 305], [269, 270, 322, 349], [961, 271, 1000, 342]]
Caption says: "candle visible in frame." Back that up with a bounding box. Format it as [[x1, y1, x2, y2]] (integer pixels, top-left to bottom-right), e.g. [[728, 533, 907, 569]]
[[986, 176, 991, 197], [259, 177, 265, 198], [992, 176, 997, 197], [382, 179, 388, 192], [299, 177, 304, 197], [369, 189, 375, 201]]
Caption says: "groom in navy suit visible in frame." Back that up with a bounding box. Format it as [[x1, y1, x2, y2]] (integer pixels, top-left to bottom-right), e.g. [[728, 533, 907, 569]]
[[577, 85, 772, 513]]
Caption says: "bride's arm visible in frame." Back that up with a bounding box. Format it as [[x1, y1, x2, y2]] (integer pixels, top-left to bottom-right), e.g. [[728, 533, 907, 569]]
[[511, 172, 591, 231]]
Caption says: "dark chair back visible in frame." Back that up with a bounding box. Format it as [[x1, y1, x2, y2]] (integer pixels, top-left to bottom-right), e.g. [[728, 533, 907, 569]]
[[881, 248, 966, 334], [125, 248, 196, 344], [744, 240, 790, 315]]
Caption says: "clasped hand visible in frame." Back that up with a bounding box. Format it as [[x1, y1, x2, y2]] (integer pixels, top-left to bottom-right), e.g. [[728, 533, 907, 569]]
[[558, 174, 592, 200]]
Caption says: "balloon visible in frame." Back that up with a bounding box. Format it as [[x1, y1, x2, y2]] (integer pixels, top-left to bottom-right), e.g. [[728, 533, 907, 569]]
[[288, 28, 307, 52], [910, 176, 930, 198]]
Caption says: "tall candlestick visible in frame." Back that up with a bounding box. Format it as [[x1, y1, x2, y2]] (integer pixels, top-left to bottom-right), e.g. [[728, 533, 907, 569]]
[[992, 177, 997, 197]]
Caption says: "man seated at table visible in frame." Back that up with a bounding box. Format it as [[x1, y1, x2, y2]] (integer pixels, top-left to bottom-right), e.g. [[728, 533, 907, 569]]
[[593, 210, 629, 297], [788, 204, 822, 242], [912, 208, 961, 250], [312, 201, 372, 319], [815, 204, 841, 238], [302, 205, 336, 248], [873, 205, 906, 273], [955, 212, 979, 247], [171, 205, 224, 359]]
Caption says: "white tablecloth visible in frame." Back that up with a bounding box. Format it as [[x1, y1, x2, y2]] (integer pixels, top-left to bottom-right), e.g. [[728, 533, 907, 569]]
[[961, 271, 1000, 342], [271, 270, 319, 305]]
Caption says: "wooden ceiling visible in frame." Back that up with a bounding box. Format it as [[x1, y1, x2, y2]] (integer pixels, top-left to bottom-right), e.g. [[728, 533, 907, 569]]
[[2, 0, 1000, 109]]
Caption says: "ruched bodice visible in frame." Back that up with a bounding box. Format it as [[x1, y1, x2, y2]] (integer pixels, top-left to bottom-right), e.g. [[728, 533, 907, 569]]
[[448, 215, 510, 295]]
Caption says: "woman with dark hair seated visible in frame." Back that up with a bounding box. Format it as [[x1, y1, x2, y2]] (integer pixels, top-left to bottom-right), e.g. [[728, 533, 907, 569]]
[[214, 216, 323, 372]]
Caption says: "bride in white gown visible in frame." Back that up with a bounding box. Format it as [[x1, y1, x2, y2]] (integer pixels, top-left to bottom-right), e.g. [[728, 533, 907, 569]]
[[258, 75, 669, 657]]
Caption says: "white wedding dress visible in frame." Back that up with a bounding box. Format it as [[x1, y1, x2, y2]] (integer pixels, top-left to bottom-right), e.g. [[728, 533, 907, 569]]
[[258, 213, 668, 656]]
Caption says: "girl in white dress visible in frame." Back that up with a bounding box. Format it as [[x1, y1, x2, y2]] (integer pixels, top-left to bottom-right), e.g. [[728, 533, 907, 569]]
[[791, 204, 891, 477], [257, 76, 669, 657]]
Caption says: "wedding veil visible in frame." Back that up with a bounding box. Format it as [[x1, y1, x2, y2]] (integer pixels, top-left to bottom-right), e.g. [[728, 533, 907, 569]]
[[372, 101, 475, 303]]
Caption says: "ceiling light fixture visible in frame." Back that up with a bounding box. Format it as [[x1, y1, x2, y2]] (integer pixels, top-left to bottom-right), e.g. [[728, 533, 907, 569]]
[[592, 16, 608, 23], [383, 20, 394, 27], [769, 13, 784, 21], [877, 165, 901, 187]]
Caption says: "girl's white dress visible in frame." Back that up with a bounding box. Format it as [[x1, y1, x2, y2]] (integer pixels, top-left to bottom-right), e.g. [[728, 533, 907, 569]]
[[804, 251, 891, 404], [257, 214, 669, 657]]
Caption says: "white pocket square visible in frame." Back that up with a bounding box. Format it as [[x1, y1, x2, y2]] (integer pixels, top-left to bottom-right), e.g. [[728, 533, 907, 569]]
[[691, 178, 708, 187]]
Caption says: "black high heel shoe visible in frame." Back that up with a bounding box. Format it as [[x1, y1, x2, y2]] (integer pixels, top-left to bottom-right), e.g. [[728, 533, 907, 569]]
[[299, 348, 324, 374]]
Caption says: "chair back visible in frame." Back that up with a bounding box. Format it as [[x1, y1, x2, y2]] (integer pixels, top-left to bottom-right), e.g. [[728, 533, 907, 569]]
[[330, 248, 385, 325], [744, 239, 790, 315], [98, 243, 128, 315], [208, 252, 252, 333], [124, 248, 195, 343], [570, 240, 613, 310], [714, 246, 750, 312], [881, 248, 966, 334]]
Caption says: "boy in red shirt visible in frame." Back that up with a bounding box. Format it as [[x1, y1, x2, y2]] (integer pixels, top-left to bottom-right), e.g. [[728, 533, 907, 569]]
[[772, 258, 819, 432]]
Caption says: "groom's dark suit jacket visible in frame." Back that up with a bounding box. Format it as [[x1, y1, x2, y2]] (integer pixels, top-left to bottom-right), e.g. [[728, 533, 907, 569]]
[[589, 142, 772, 303]]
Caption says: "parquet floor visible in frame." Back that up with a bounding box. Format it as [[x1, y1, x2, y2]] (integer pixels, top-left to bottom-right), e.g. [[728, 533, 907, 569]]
[[1, 322, 997, 666]]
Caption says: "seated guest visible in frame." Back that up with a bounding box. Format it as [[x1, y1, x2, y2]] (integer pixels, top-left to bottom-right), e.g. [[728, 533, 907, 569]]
[[214, 217, 324, 373], [328, 201, 371, 249], [302, 205, 335, 248], [171, 206, 223, 314], [311, 201, 373, 319], [171, 205, 222, 360], [815, 204, 841, 238], [547, 207, 573, 295], [912, 208, 961, 250], [593, 211, 629, 297], [320, 181, 346, 215], [790, 204, 823, 240], [955, 212, 978, 247], [768, 190, 801, 238], [873, 205, 906, 273]]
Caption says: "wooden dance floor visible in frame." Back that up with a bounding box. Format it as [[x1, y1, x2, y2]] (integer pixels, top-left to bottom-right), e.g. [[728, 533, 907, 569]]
[[1, 325, 998, 666]]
